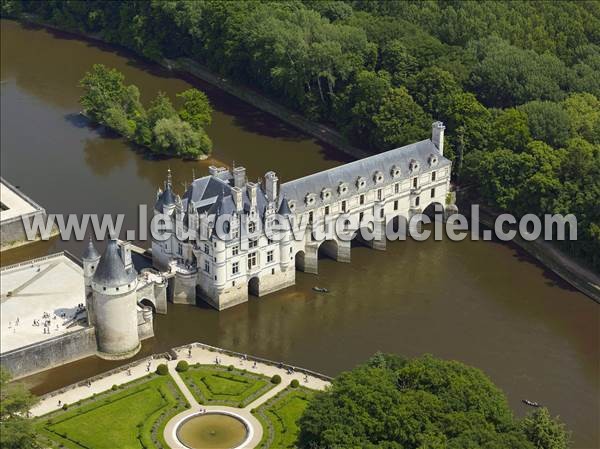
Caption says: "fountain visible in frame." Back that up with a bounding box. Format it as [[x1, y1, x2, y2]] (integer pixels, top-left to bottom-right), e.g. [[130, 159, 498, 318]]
[[175, 411, 252, 449]]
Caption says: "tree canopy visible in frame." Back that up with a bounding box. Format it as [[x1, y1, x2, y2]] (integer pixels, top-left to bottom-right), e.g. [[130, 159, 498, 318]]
[[4, 0, 599, 269], [79, 64, 212, 158], [0, 367, 39, 449], [298, 353, 570, 449]]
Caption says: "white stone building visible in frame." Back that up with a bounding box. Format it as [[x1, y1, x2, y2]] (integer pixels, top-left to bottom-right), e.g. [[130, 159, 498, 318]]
[[153, 122, 452, 310]]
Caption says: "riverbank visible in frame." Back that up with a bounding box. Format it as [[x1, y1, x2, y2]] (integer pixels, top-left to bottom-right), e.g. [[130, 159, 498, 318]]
[[458, 194, 600, 304], [9, 15, 370, 162]]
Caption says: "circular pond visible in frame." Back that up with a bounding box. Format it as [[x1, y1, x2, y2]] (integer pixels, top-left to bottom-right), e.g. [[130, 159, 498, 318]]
[[175, 412, 251, 449]]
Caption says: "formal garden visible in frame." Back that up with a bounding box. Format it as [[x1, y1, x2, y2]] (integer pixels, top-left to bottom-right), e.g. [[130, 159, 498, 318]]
[[35, 374, 189, 449], [31, 362, 313, 449], [178, 364, 275, 408], [252, 385, 315, 449]]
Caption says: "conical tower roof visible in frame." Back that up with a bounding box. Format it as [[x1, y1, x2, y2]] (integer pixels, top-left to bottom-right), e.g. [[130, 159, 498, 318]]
[[82, 237, 100, 260], [92, 239, 137, 288]]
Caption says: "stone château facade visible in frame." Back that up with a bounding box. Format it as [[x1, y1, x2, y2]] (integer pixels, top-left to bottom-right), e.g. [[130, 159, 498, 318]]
[[153, 122, 452, 310]]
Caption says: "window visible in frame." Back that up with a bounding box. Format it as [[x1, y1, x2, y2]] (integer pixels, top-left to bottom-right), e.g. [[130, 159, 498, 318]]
[[204, 243, 209, 254], [394, 200, 399, 211], [177, 243, 182, 255], [272, 268, 275, 275], [247, 252, 257, 270], [413, 177, 418, 188], [432, 171, 436, 182], [267, 250, 274, 263], [415, 196, 420, 207], [248, 222, 256, 233], [232, 245, 239, 256], [431, 188, 435, 198], [249, 239, 258, 249], [232, 228, 239, 239], [380, 209, 384, 218], [308, 211, 313, 224], [341, 200, 347, 213], [394, 183, 399, 194], [359, 194, 365, 205], [377, 189, 382, 200], [324, 205, 330, 215], [359, 212, 364, 223], [232, 261, 239, 275], [204, 260, 210, 273]]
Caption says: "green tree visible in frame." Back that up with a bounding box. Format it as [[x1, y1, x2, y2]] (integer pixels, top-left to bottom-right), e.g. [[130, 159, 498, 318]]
[[298, 354, 543, 449], [380, 40, 418, 85], [372, 86, 431, 149], [153, 116, 211, 158], [521, 408, 570, 449], [0, 367, 38, 449], [563, 93, 600, 144], [177, 88, 213, 130], [492, 108, 531, 152], [147, 91, 177, 127], [79, 64, 127, 122], [518, 101, 571, 148]]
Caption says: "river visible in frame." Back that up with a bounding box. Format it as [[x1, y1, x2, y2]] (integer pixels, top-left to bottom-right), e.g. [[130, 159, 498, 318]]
[[1, 19, 598, 448]]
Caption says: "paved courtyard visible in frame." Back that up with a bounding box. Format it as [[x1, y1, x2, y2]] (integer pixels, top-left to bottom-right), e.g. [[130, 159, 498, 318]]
[[0, 253, 86, 353]]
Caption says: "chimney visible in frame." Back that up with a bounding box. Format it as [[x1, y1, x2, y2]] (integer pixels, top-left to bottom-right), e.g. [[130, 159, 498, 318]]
[[432, 121, 445, 156], [232, 186, 243, 212], [120, 241, 133, 270], [233, 166, 246, 189], [247, 182, 257, 208], [264, 171, 278, 202]]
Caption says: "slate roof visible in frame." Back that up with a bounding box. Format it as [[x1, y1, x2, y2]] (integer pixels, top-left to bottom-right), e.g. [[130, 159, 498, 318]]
[[279, 139, 450, 213], [181, 175, 269, 224], [155, 184, 175, 213], [93, 239, 137, 288], [82, 238, 100, 260]]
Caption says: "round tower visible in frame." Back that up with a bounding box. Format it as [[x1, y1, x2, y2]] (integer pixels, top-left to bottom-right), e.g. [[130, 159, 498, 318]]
[[82, 238, 101, 325], [91, 239, 140, 359]]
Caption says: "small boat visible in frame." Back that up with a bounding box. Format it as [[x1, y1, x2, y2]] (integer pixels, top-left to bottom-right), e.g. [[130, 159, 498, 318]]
[[522, 399, 541, 407], [313, 286, 329, 293]]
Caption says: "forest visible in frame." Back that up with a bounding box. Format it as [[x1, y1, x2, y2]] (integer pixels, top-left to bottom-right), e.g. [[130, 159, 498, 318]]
[[2, 0, 599, 269]]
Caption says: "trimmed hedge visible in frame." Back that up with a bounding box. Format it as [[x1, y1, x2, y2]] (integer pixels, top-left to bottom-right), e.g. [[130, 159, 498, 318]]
[[175, 361, 189, 372], [271, 375, 282, 385], [156, 364, 169, 376]]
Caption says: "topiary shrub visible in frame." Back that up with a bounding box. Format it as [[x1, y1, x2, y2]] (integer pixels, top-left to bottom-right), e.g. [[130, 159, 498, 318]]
[[227, 365, 234, 371], [62, 404, 68, 411], [156, 364, 169, 375], [111, 384, 118, 391], [290, 379, 299, 388], [271, 374, 281, 384], [176, 360, 189, 372]]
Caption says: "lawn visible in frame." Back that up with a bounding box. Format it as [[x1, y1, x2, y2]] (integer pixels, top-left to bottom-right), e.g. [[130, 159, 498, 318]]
[[253, 387, 315, 449], [37, 374, 188, 449], [179, 364, 274, 407]]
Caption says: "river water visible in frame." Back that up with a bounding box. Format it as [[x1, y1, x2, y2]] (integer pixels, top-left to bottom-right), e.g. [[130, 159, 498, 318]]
[[1, 20, 598, 448]]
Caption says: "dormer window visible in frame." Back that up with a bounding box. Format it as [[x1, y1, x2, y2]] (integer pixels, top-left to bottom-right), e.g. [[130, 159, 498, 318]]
[[356, 176, 367, 189], [338, 182, 349, 195], [409, 159, 420, 173], [428, 154, 439, 166], [390, 165, 401, 179], [321, 188, 332, 201], [305, 193, 316, 206], [373, 171, 384, 184], [289, 201, 296, 212]]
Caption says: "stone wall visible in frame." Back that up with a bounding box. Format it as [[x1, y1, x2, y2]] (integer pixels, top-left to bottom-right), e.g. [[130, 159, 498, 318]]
[[0, 327, 97, 380], [0, 209, 49, 250]]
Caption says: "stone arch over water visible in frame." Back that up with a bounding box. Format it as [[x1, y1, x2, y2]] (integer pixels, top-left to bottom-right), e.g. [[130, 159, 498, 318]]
[[248, 276, 260, 297]]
